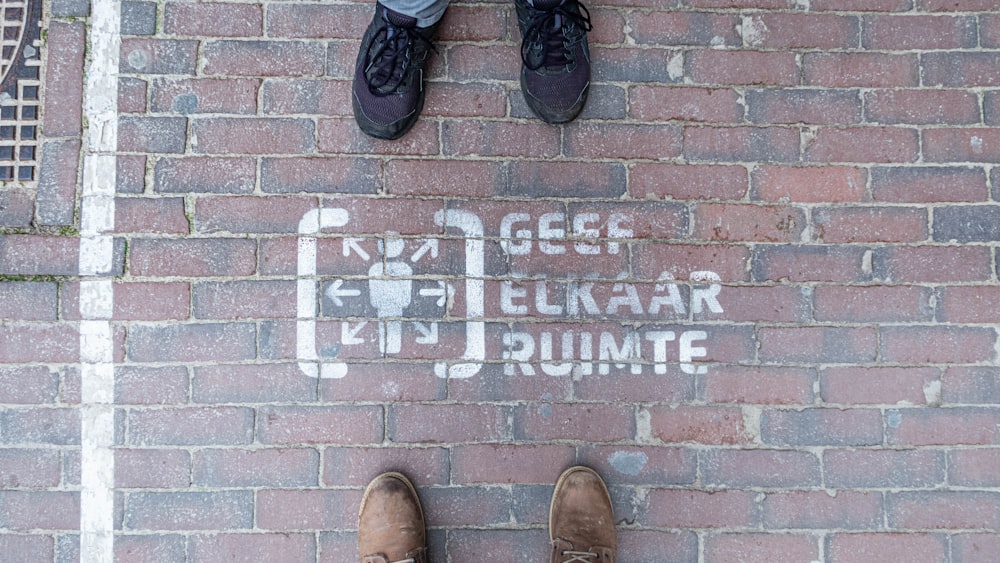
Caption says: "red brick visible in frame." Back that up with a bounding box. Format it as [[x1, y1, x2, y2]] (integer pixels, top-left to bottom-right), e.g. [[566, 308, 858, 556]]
[[628, 11, 740, 46], [261, 157, 380, 194], [629, 86, 742, 123], [118, 77, 147, 113], [814, 206, 929, 243], [821, 367, 940, 406], [744, 13, 860, 49], [37, 139, 83, 225], [619, 530, 699, 562], [265, 4, 370, 39], [866, 90, 980, 126], [115, 365, 189, 405], [451, 444, 575, 484], [648, 406, 750, 445], [705, 534, 819, 562], [256, 489, 362, 531], [684, 126, 800, 163], [874, 246, 993, 283], [0, 492, 79, 531], [806, 126, 918, 164], [922, 0, 1000, 9], [565, 122, 682, 160], [317, 117, 440, 156], [115, 197, 189, 234], [129, 238, 256, 277], [262, 79, 351, 116], [803, 53, 918, 88], [193, 448, 319, 487], [42, 22, 84, 137], [125, 491, 253, 531], [687, 50, 798, 87], [191, 117, 315, 154], [578, 446, 697, 485], [323, 446, 450, 487], [827, 533, 948, 563], [119, 116, 187, 153], [692, 203, 805, 242], [443, 121, 560, 158], [925, 52, 1000, 88], [0, 235, 79, 275], [812, 0, 910, 9], [953, 534, 1000, 563], [702, 449, 821, 488], [0, 324, 79, 364], [317, 363, 447, 403], [569, 201, 688, 240], [194, 195, 317, 234], [824, 449, 945, 489], [389, 404, 511, 443], [758, 327, 877, 364], [121, 38, 198, 74], [0, 282, 57, 321], [764, 491, 882, 529], [701, 366, 814, 405], [155, 156, 257, 194], [949, 449, 1000, 487], [115, 449, 190, 488], [634, 243, 750, 282], [591, 46, 679, 83], [643, 489, 756, 528], [62, 281, 190, 321], [385, 159, 501, 198], [753, 245, 869, 283], [888, 408, 1000, 446], [193, 363, 313, 404], [446, 45, 518, 82], [752, 165, 867, 203], [747, 89, 861, 126], [164, 2, 262, 36], [0, 535, 53, 563], [257, 405, 383, 445], [924, 128, 1000, 163], [0, 366, 59, 404], [888, 491, 1000, 530], [150, 78, 259, 114], [629, 163, 748, 201], [762, 408, 883, 447], [863, 15, 976, 50], [938, 286, 1000, 323], [0, 190, 33, 227], [686, 0, 785, 6], [814, 285, 932, 323], [445, 530, 549, 562], [0, 449, 61, 487], [190, 534, 315, 561], [117, 154, 147, 193], [506, 160, 626, 198], [513, 403, 635, 442], [437, 4, 508, 42], [202, 40, 326, 77], [880, 326, 996, 364], [424, 82, 507, 118], [942, 367, 1000, 404], [128, 407, 254, 446], [984, 14, 1000, 48]]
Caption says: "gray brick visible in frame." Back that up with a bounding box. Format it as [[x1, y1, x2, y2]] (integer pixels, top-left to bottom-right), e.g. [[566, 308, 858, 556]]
[[933, 205, 1000, 242], [121, 1, 157, 36]]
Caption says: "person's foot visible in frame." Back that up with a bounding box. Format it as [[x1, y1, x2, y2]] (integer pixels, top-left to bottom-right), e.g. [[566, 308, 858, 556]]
[[549, 466, 616, 563], [515, 0, 593, 124], [352, 3, 440, 140], [358, 472, 427, 563]]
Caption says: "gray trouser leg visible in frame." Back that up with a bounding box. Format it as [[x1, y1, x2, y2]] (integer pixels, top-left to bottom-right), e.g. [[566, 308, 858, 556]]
[[379, 0, 451, 27]]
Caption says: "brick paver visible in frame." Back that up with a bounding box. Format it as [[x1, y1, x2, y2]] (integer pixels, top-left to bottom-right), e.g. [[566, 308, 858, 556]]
[[3, 1, 1000, 561]]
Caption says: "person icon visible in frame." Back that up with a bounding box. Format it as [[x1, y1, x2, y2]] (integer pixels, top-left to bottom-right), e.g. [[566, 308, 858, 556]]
[[368, 235, 412, 355]]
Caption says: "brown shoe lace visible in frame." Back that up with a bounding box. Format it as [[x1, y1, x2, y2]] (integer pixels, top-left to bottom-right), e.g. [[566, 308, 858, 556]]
[[560, 551, 599, 563]]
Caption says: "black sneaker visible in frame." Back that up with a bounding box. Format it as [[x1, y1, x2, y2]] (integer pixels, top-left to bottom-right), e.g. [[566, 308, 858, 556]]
[[352, 2, 440, 140], [515, 0, 593, 124]]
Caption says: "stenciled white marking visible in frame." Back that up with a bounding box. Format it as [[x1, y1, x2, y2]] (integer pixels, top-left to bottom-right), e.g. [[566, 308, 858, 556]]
[[433, 209, 485, 379], [297, 208, 350, 378], [79, 0, 120, 559]]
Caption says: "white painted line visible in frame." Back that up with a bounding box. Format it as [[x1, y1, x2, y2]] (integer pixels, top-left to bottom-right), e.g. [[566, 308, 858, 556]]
[[433, 209, 484, 379], [297, 208, 350, 379], [79, 0, 120, 559]]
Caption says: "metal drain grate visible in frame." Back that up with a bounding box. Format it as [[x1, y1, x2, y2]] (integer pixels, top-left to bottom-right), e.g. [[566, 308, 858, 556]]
[[0, 0, 40, 183]]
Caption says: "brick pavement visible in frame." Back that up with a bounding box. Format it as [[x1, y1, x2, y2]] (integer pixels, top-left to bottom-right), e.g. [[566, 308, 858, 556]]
[[3, 0, 1000, 561]]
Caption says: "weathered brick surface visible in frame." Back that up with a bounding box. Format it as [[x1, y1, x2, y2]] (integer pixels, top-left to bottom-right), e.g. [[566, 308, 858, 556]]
[[17, 2, 1000, 560]]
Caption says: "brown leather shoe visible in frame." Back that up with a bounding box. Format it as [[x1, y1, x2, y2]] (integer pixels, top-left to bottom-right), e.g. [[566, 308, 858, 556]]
[[549, 466, 616, 563], [358, 472, 427, 563]]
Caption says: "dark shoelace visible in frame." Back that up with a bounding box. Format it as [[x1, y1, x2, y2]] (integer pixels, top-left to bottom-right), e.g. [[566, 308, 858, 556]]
[[363, 20, 433, 96], [520, 1, 593, 71]]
